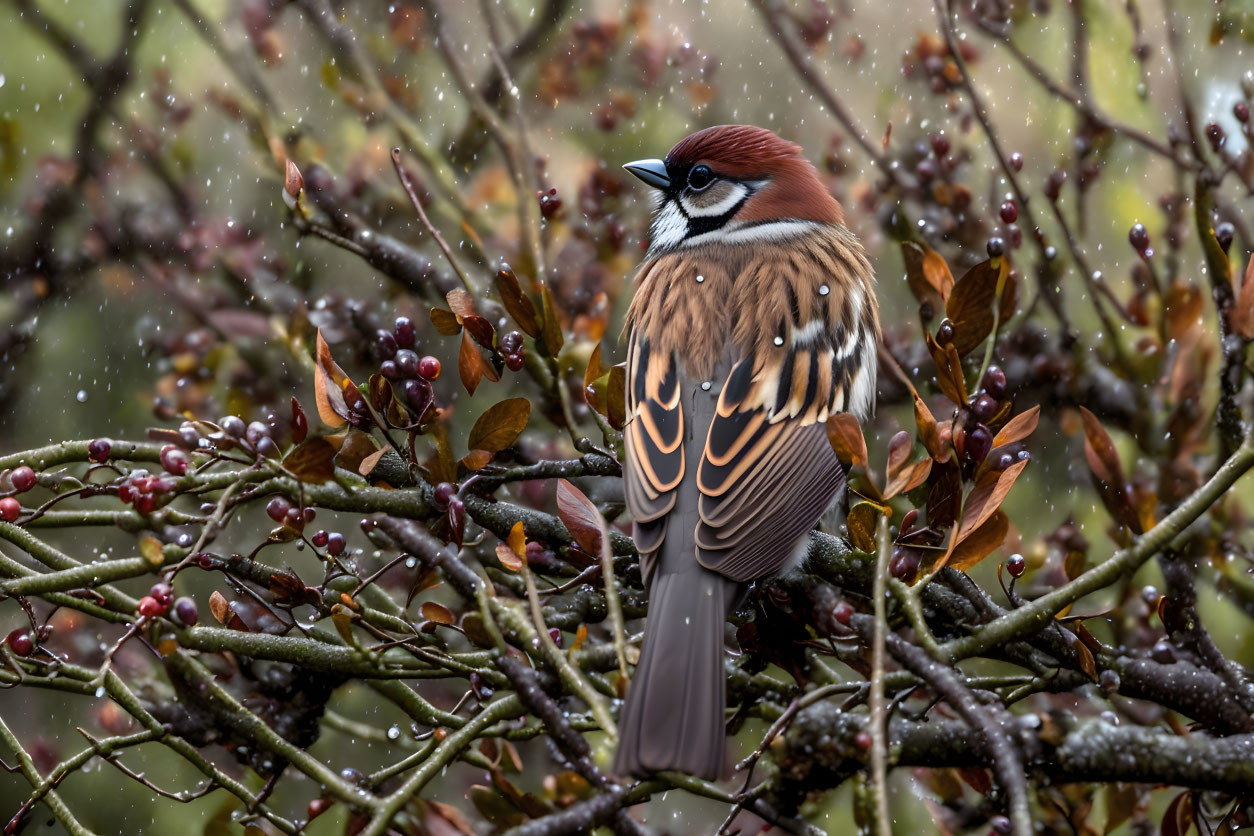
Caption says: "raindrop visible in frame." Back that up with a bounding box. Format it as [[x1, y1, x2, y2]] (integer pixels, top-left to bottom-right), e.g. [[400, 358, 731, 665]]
[[76, 390, 88, 403], [387, 725, 401, 740]]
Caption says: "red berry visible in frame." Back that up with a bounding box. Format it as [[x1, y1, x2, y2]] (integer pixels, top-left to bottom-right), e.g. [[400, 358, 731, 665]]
[[418, 356, 441, 380], [1006, 553, 1025, 577], [433, 482, 456, 509], [1206, 122, 1225, 151], [9, 466, 36, 493], [999, 200, 1018, 224], [311, 530, 329, 547], [833, 600, 854, 626], [173, 597, 199, 626], [0, 497, 19, 523], [505, 353, 525, 372], [854, 730, 873, 751], [266, 496, 291, 523], [1009, 151, 1024, 172], [307, 798, 333, 821], [1235, 101, 1250, 123], [88, 438, 112, 463], [929, 132, 950, 156], [160, 446, 190, 476], [6, 629, 32, 657], [326, 532, 346, 556], [137, 596, 166, 618]]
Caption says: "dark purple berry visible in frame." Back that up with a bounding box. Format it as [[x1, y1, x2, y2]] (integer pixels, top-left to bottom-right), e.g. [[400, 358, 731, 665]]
[[245, 421, 270, 447], [1129, 222, 1150, 253], [447, 497, 466, 539], [150, 583, 173, 606], [1044, 169, 1066, 201], [1206, 122, 1225, 151], [999, 200, 1018, 224], [915, 157, 937, 181], [9, 466, 35, 493], [936, 319, 955, 345], [311, 530, 329, 547], [433, 482, 456, 510], [966, 423, 993, 464], [360, 518, 376, 535], [983, 366, 1007, 399], [1006, 553, 1025, 577], [929, 132, 950, 156], [833, 600, 854, 626], [380, 360, 400, 380], [500, 330, 524, 355], [220, 415, 247, 438], [402, 378, 432, 415], [986, 236, 1005, 258], [6, 629, 32, 657], [1216, 222, 1235, 253], [375, 329, 399, 359], [326, 532, 346, 557], [394, 316, 416, 348], [266, 496, 291, 523], [854, 730, 872, 751], [548, 627, 563, 647], [997, 451, 1016, 470], [1099, 668, 1120, 694], [505, 353, 525, 372], [255, 437, 279, 459], [1009, 151, 1023, 172], [395, 350, 420, 379], [418, 356, 441, 380], [1152, 639, 1176, 664], [972, 393, 999, 423], [87, 438, 112, 463], [174, 597, 199, 626], [302, 507, 316, 525], [990, 816, 1012, 835]]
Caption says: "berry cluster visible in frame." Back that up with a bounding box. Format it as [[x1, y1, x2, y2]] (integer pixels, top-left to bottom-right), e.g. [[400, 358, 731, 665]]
[[135, 581, 199, 625], [430, 482, 466, 545], [0, 464, 37, 522], [537, 187, 563, 220], [117, 470, 178, 515], [376, 316, 441, 420], [499, 330, 525, 372], [266, 495, 317, 532], [958, 366, 1028, 470]]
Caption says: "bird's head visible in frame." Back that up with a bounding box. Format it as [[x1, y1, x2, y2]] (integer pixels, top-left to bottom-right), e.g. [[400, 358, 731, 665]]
[[624, 125, 844, 256]]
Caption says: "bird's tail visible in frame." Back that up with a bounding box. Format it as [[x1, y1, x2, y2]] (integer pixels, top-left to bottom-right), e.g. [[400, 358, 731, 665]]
[[614, 567, 735, 780]]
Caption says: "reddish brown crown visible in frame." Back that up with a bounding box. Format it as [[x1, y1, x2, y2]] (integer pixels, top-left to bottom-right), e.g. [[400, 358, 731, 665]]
[[665, 125, 844, 226]]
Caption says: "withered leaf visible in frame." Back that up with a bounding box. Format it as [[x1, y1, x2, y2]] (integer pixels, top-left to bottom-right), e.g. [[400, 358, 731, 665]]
[[826, 413, 868, 468], [992, 404, 1040, 447], [358, 446, 389, 478], [446, 288, 476, 319], [539, 282, 564, 358], [927, 458, 963, 529], [496, 266, 540, 338], [282, 437, 337, 484], [420, 601, 457, 625], [955, 458, 1028, 545], [313, 330, 351, 427], [1078, 406, 1141, 533], [1232, 257, 1254, 340], [606, 364, 626, 429], [945, 257, 1013, 356], [584, 344, 606, 406], [846, 500, 889, 553], [556, 479, 603, 557], [139, 535, 165, 567], [495, 541, 523, 572], [208, 590, 230, 624], [1163, 281, 1204, 343], [333, 427, 378, 474], [947, 509, 1009, 572], [507, 521, 525, 559], [467, 397, 531, 453], [458, 330, 500, 395], [421, 424, 457, 486], [925, 331, 968, 406], [462, 450, 493, 471], [914, 392, 948, 462], [331, 607, 355, 644], [430, 307, 462, 336]]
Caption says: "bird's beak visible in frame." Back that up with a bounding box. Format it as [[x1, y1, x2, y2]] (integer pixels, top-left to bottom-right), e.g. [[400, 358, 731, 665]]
[[623, 159, 670, 190]]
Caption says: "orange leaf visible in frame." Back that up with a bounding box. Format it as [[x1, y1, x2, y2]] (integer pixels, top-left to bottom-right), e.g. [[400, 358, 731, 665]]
[[555, 479, 603, 556], [457, 330, 498, 395], [421, 601, 457, 625], [947, 509, 1008, 571], [914, 393, 949, 462], [430, 307, 462, 336], [1078, 406, 1140, 533], [461, 450, 493, 471], [495, 542, 523, 571], [886, 430, 911, 474], [496, 266, 540, 338], [945, 256, 1013, 356], [902, 241, 954, 305], [925, 331, 968, 406], [282, 438, 337, 484], [992, 404, 1040, 447], [507, 521, 526, 559], [446, 288, 476, 319], [358, 446, 388, 477], [956, 458, 1029, 543], [885, 457, 932, 499], [539, 282, 565, 358], [208, 590, 230, 624], [313, 330, 351, 427], [826, 413, 868, 468], [846, 500, 889, 552]]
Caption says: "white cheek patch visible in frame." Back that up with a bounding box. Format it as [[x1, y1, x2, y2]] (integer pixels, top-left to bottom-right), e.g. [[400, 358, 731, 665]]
[[649, 199, 688, 254], [680, 183, 749, 218]]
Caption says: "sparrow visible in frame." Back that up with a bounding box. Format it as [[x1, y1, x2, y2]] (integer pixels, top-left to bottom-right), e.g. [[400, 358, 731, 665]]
[[614, 125, 880, 779]]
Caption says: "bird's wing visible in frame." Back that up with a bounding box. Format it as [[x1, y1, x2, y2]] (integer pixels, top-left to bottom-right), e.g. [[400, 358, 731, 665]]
[[623, 335, 684, 589]]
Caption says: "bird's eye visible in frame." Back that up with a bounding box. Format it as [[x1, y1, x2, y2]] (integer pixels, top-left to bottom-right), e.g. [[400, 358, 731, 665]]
[[687, 165, 714, 191]]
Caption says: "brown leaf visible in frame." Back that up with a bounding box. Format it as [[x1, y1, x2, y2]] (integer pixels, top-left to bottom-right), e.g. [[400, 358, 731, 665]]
[[913, 393, 948, 461], [1162, 790, 1194, 836], [901, 241, 954, 306], [421, 424, 456, 486], [208, 590, 231, 627], [826, 413, 868, 467], [1078, 407, 1140, 533], [885, 457, 932, 500], [992, 405, 1040, 447], [1104, 784, 1141, 835], [886, 430, 911, 474], [957, 766, 992, 796], [457, 330, 499, 395], [606, 365, 626, 429], [956, 458, 1029, 544], [462, 449, 493, 471], [420, 601, 457, 625], [495, 542, 523, 572], [1232, 257, 1254, 340], [496, 266, 540, 337], [947, 509, 1008, 571], [290, 396, 308, 444], [333, 427, 377, 474], [925, 331, 968, 405], [282, 437, 337, 484], [430, 307, 462, 336], [468, 398, 531, 452], [539, 282, 565, 358], [331, 607, 355, 644], [555, 479, 603, 556], [846, 500, 888, 553], [945, 257, 1012, 356], [584, 344, 606, 407], [927, 458, 962, 529], [368, 374, 392, 413], [462, 314, 495, 349], [1163, 281, 1204, 343], [313, 330, 351, 427], [446, 288, 476, 319]]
